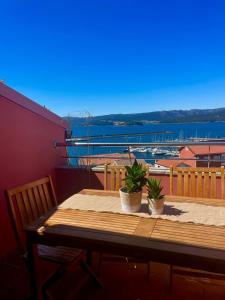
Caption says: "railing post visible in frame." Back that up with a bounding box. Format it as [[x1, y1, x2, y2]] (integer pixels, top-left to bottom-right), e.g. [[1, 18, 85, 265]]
[[221, 166, 225, 199], [104, 164, 107, 190], [128, 146, 132, 164], [170, 166, 173, 195]]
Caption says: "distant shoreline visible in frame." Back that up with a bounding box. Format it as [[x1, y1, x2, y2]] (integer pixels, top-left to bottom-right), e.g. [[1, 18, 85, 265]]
[[74, 121, 225, 127], [64, 108, 225, 126]]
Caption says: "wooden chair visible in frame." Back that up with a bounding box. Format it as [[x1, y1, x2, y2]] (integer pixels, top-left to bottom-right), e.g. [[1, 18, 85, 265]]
[[100, 165, 151, 280], [104, 165, 127, 191], [169, 166, 225, 199], [6, 176, 101, 299], [169, 167, 225, 289], [104, 164, 150, 191]]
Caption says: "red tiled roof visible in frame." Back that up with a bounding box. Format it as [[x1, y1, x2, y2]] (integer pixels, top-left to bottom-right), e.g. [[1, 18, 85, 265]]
[[184, 146, 225, 155], [113, 158, 149, 166], [156, 159, 194, 168], [78, 153, 135, 166]]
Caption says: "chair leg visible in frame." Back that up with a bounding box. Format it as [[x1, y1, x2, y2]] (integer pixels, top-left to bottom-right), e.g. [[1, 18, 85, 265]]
[[86, 250, 93, 266], [80, 259, 103, 288], [42, 265, 66, 300], [147, 261, 151, 281], [97, 252, 103, 275], [43, 290, 55, 300], [167, 265, 173, 291]]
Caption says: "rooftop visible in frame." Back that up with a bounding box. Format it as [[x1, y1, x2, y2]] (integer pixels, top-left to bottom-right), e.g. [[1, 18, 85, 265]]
[[155, 159, 193, 168], [181, 145, 225, 155], [78, 153, 138, 166]]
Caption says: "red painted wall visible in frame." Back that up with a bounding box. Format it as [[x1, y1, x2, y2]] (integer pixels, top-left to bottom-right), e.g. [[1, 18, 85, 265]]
[[0, 84, 67, 260], [56, 167, 104, 202]]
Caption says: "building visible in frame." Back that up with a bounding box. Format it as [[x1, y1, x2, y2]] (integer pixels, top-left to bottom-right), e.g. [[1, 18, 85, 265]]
[[154, 159, 193, 170], [179, 146, 225, 167], [155, 145, 225, 169], [78, 153, 137, 167]]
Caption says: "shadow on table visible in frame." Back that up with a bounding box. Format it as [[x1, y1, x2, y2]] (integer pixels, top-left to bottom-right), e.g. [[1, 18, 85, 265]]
[[140, 203, 186, 216]]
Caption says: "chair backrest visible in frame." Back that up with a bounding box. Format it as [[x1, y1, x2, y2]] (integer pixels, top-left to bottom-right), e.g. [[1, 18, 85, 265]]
[[170, 166, 225, 199], [104, 164, 150, 191], [6, 176, 57, 253], [104, 165, 126, 191]]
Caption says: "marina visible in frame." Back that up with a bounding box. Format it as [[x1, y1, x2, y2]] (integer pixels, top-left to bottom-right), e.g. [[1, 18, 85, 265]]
[[123, 146, 179, 156], [68, 123, 225, 166]]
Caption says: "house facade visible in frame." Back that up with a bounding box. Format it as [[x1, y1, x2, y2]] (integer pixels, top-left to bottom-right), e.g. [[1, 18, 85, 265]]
[[155, 145, 225, 169], [179, 146, 225, 167]]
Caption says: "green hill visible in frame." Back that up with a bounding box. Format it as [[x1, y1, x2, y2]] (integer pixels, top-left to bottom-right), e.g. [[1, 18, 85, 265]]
[[64, 108, 225, 126]]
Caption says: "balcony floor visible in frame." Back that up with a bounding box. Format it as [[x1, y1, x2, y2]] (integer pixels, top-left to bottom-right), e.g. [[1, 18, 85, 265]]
[[1, 254, 225, 300], [77, 259, 225, 300]]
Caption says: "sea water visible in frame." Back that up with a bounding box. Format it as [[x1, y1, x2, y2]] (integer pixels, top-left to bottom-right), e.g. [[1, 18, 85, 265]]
[[68, 122, 225, 166]]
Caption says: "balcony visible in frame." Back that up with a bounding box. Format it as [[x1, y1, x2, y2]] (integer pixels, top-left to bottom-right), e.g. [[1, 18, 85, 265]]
[[1, 83, 225, 300]]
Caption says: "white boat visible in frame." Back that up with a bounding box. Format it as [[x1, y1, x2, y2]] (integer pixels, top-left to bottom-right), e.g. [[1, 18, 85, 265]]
[[170, 150, 179, 156], [138, 147, 147, 152], [125, 147, 146, 153], [151, 147, 168, 155], [164, 150, 179, 156], [143, 147, 152, 152]]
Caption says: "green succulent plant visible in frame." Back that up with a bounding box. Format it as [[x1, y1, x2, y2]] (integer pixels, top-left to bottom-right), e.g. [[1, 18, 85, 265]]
[[146, 178, 164, 201], [123, 160, 147, 193]]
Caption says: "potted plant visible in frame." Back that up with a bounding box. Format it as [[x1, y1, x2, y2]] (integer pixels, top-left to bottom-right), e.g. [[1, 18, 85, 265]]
[[146, 178, 165, 215], [119, 160, 147, 213]]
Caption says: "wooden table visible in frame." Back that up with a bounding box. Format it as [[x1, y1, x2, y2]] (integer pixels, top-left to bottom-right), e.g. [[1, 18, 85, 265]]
[[26, 189, 225, 298]]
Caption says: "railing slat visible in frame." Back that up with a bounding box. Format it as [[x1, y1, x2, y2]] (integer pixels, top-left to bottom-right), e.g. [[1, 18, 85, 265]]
[[197, 172, 203, 197], [221, 167, 225, 199], [203, 173, 209, 198], [211, 172, 217, 198], [110, 169, 115, 191], [183, 172, 189, 196], [170, 166, 174, 195], [115, 168, 120, 191], [190, 172, 196, 197], [177, 171, 182, 196]]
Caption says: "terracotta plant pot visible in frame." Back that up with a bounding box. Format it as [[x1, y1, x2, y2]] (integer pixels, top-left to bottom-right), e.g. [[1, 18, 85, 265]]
[[148, 198, 164, 215], [119, 188, 142, 213]]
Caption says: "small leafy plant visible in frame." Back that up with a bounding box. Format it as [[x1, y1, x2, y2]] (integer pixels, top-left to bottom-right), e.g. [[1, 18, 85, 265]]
[[123, 160, 147, 193], [146, 178, 164, 201]]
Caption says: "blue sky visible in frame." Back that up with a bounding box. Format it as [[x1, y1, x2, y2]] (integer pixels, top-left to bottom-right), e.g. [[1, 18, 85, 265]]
[[1, 0, 225, 116]]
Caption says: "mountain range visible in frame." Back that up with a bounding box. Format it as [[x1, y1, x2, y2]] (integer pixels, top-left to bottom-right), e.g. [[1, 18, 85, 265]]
[[64, 108, 225, 126]]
